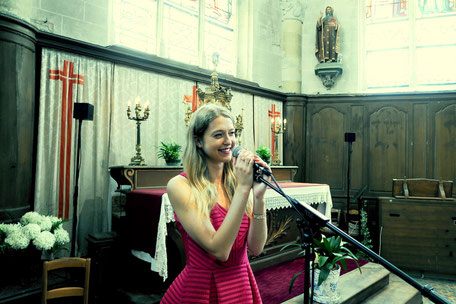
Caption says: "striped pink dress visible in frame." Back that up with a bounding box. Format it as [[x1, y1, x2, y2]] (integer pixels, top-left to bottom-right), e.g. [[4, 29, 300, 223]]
[[160, 204, 262, 303]]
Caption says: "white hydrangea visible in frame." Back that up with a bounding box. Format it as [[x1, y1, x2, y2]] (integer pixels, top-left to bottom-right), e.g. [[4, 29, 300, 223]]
[[22, 223, 41, 240], [54, 228, 70, 245], [38, 217, 53, 231], [5, 230, 30, 249], [48, 216, 61, 226], [0, 223, 22, 235], [33, 231, 55, 250], [20, 211, 42, 225]]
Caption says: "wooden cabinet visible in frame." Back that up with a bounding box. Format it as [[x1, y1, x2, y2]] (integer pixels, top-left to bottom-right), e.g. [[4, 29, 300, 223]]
[[379, 197, 456, 276]]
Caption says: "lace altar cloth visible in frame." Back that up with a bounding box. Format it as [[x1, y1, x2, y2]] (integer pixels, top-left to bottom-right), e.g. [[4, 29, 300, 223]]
[[131, 183, 333, 281]]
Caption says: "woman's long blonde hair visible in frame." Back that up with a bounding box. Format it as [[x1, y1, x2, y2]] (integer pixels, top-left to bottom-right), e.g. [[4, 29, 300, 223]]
[[183, 104, 253, 219]]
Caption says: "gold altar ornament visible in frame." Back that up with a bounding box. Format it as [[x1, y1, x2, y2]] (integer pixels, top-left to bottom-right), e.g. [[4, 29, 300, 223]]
[[234, 109, 244, 146], [270, 117, 287, 166], [183, 101, 193, 126], [127, 96, 150, 166], [196, 53, 233, 110]]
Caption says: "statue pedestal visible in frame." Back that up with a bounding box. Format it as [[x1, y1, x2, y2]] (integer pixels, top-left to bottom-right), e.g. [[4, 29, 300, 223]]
[[315, 62, 343, 89]]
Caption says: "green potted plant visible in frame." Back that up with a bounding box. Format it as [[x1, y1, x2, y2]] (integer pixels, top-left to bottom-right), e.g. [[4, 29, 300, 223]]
[[282, 235, 362, 303], [255, 145, 271, 164], [157, 140, 182, 166]]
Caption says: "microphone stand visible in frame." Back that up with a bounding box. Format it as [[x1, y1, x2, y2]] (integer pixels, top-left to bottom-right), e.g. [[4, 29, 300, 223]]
[[255, 174, 451, 304]]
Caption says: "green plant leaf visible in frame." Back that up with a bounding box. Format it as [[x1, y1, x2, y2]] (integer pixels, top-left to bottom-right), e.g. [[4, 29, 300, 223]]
[[288, 270, 305, 293], [318, 263, 332, 285]]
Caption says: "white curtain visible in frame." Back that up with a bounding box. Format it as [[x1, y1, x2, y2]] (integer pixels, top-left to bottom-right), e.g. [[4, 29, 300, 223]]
[[109, 65, 194, 167], [35, 48, 114, 256], [254, 96, 284, 163]]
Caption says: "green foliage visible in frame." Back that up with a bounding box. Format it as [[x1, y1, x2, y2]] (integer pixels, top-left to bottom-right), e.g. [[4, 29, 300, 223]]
[[281, 235, 362, 292], [156, 140, 182, 162], [313, 235, 361, 286], [255, 145, 271, 164], [356, 203, 374, 261]]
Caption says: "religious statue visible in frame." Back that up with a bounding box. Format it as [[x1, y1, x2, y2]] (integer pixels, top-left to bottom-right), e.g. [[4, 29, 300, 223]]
[[315, 6, 340, 63]]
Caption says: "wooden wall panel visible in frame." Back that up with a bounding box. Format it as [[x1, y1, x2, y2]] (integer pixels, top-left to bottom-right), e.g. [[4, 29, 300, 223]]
[[302, 93, 456, 200], [283, 97, 306, 182], [435, 104, 456, 180], [411, 103, 428, 177], [368, 106, 407, 192], [307, 107, 345, 189], [350, 105, 364, 191], [0, 17, 36, 221]]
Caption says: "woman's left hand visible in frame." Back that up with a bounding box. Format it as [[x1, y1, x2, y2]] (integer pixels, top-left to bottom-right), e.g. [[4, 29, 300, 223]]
[[252, 156, 271, 200]]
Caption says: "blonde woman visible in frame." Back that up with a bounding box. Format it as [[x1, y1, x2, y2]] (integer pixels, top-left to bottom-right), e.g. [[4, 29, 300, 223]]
[[161, 104, 270, 303]]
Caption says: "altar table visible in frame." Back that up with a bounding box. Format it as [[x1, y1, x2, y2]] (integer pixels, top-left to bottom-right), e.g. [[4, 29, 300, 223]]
[[127, 183, 333, 281]]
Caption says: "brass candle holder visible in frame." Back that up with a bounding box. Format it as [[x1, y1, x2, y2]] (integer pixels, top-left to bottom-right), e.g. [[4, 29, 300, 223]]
[[127, 96, 150, 166], [270, 117, 287, 166], [234, 109, 244, 146]]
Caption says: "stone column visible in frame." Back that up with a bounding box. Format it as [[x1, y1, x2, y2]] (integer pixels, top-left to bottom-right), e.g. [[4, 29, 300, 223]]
[[281, 0, 305, 93]]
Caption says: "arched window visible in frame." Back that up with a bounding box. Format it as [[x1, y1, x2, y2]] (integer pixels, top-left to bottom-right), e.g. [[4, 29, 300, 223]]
[[363, 0, 456, 92], [112, 0, 236, 75]]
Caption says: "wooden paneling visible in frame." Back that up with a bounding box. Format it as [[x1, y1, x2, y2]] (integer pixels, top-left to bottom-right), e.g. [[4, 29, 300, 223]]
[[301, 93, 456, 200], [283, 96, 306, 182], [411, 103, 428, 177], [0, 16, 36, 221], [368, 106, 407, 192], [435, 104, 456, 180], [350, 105, 364, 190], [307, 106, 346, 190]]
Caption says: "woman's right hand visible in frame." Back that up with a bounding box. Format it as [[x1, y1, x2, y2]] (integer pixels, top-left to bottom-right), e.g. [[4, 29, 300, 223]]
[[233, 149, 254, 188]]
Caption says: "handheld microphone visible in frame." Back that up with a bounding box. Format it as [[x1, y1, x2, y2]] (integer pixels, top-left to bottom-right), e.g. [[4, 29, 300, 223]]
[[232, 146, 272, 177]]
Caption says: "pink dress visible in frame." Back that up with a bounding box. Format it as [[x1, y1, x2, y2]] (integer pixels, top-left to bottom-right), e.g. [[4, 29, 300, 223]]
[[160, 204, 262, 304]]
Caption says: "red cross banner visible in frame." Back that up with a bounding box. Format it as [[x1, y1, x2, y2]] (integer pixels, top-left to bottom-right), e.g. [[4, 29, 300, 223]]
[[35, 49, 113, 255], [184, 85, 200, 112], [268, 104, 281, 158], [49, 60, 84, 219]]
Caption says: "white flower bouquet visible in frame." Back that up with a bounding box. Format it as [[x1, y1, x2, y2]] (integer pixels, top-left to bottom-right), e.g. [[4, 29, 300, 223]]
[[0, 211, 70, 256]]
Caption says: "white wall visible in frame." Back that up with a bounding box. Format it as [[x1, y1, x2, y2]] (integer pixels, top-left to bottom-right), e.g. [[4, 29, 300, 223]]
[[7, 0, 111, 46]]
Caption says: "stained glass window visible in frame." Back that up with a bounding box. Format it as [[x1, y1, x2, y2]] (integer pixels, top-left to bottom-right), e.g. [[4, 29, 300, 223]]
[[163, 1, 199, 65], [364, 0, 456, 91], [204, 0, 235, 74], [113, 0, 158, 54], [113, 0, 236, 75]]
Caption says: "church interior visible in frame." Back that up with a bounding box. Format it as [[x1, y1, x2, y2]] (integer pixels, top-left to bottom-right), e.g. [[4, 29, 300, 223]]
[[1, 0, 456, 303]]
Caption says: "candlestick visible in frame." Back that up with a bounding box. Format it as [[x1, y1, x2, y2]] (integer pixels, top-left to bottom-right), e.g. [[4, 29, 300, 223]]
[[127, 96, 150, 166], [270, 116, 287, 166]]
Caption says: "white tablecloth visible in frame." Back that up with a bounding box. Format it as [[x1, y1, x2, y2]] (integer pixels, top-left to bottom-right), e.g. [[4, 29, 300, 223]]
[[132, 183, 333, 281]]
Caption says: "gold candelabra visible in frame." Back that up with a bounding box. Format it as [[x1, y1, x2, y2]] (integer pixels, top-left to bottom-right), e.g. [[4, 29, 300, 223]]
[[127, 96, 150, 166], [270, 117, 287, 166]]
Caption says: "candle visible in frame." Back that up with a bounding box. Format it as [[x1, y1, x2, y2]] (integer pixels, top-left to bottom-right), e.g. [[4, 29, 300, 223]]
[[145, 100, 150, 110], [127, 100, 131, 108], [135, 96, 140, 106]]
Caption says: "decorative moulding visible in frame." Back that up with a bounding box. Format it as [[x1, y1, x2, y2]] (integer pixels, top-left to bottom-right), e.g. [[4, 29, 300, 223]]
[[314, 62, 343, 89]]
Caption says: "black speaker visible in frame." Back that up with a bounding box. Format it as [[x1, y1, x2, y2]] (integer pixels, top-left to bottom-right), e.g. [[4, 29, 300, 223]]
[[73, 103, 94, 121], [344, 132, 356, 142]]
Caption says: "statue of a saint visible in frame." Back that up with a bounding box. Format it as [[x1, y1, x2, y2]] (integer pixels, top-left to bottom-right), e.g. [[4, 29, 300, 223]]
[[315, 6, 340, 63]]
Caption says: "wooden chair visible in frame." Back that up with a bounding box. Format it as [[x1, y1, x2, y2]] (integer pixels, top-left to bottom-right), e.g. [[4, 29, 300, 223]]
[[42, 257, 91, 304]]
